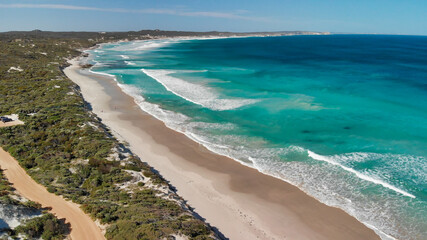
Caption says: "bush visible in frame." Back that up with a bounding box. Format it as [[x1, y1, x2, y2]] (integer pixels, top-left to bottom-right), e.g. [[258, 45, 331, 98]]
[[14, 213, 70, 240]]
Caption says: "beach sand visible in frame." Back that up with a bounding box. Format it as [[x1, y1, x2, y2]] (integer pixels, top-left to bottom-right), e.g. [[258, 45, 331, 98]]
[[0, 147, 105, 240], [64, 58, 380, 240]]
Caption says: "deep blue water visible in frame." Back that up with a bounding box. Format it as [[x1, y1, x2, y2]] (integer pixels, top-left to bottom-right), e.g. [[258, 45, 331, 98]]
[[87, 35, 427, 240]]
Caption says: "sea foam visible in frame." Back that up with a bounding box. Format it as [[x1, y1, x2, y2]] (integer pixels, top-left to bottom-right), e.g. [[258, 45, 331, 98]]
[[124, 61, 136, 66], [307, 151, 416, 198], [88, 69, 116, 78], [142, 69, 258, 111], [109, 40, 173, 52], [115, 82, 190, 129]]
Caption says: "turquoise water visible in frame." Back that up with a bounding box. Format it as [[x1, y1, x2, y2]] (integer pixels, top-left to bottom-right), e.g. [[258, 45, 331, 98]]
[[87, 35, 427, 240]]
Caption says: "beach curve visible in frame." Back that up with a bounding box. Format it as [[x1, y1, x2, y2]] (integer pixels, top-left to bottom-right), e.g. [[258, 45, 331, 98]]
[[65, 57, 381, 240]]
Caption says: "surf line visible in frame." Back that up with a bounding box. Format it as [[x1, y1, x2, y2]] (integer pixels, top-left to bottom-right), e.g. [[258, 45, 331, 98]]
[[308, 151, 415, 198]]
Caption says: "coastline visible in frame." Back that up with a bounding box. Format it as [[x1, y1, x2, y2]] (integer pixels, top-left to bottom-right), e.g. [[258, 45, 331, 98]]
[[64, 58, 381, 240]]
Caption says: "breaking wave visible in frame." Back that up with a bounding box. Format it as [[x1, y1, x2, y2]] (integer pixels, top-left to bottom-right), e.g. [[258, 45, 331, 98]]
[[142, 69, 258, 111], [307, 151, 416, 198]]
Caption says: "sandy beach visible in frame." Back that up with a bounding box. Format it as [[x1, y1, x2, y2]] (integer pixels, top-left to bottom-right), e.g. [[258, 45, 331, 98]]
[[64, 58, 380, 240], [0, 147, 105, 240]]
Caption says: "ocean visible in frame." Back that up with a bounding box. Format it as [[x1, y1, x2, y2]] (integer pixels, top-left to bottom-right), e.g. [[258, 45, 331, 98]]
[[86, 35, 427, 240]]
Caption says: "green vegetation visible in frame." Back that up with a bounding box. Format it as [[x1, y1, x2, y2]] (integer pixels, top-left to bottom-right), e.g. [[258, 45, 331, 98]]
[[0, 169, 14, 203], [14, 213, 69, 240], [0, 32, 218, 239]]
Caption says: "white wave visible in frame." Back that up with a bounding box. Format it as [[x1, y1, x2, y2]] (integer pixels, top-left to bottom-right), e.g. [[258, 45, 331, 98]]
[[84, 69, 185, 128], [87, 68, 191, 130], [333, 152, 427, 185], [253, 153, 410, 240], [177, 70, 208, 73], [93, 62, 105, 67], [142, 69, 258, 111], [91, 59, 116, 68], [134, 42, 169, 51], [109, 40, 172, 52], [88, 69, 117, 78], [365, 223, 399, 240], [307, 151, 415, 198], [124, 61, 136, 66], [106, 79, 259, 167], [180, 128, 411, 240], [123, 60, 154, 67], [186, 121, 236, 131], [120, 55, 129, 59], [116, 83, 190, 128]]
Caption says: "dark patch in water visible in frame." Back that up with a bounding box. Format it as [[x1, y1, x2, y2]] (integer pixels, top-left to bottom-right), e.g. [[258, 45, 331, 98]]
[[343, 126, 351, 130], [301, 130, 311, 134]]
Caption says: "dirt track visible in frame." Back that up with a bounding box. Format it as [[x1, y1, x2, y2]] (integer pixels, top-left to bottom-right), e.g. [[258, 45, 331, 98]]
[[0, 147, 105, 240]]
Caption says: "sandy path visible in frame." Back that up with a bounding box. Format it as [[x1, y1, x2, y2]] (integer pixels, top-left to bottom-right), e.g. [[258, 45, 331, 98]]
[[0, 147, 105, 240]]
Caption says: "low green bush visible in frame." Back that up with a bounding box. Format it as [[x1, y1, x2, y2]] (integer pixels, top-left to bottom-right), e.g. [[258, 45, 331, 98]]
[[14, 213, 70, 240]]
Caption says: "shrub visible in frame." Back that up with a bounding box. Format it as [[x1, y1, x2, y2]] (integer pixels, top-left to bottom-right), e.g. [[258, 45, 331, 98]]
[[14, 213, 70, 240]]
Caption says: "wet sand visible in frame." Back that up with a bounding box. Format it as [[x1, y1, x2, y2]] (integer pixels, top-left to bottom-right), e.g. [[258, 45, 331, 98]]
[[64, 58, 380, 240], [0, 147, 105, 240]]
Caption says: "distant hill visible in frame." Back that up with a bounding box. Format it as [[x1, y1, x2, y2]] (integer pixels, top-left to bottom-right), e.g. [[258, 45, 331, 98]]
[[0, 29, 329, 42]]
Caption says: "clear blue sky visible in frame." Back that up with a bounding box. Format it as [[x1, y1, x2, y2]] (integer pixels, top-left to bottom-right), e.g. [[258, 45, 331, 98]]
[[1, 0, 426, 35]]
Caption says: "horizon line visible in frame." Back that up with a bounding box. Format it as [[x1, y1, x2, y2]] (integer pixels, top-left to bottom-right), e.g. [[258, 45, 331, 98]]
[[1, 29, 426, 37]]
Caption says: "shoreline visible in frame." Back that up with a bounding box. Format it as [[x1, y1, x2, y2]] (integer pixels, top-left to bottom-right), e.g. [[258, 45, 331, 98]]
[[65, 58, 380, 240]]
